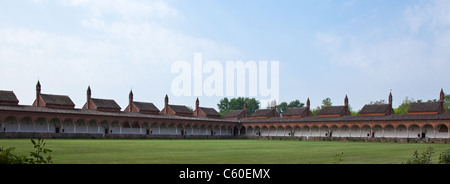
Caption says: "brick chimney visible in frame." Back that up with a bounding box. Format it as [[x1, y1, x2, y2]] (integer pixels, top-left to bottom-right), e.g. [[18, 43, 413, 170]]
[[164, 94, 169, 114], [244, 102, 248, 118], [129, 90, 133, 112], [195, 97, 199, 116], [86, 86, 91, 109], [35, 80, 41, 106]]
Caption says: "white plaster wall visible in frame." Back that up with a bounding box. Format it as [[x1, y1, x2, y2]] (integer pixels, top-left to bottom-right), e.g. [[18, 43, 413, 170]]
[[268, 127, 276, 136], [35, 120, 48, 133], [408, 126, 421, 138], [20, 120, 34, 132], [3, 120, 18, 132], [340, 127, 350, 137], [310, 127, 320, 137], [276, 127, 284, 136]]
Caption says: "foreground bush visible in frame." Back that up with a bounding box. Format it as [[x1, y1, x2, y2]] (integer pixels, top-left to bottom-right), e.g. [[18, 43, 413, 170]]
[[0, 138, 52, 164]]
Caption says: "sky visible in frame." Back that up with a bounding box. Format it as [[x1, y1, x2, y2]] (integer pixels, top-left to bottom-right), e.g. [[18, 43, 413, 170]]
[[1, 0, 450, 112]]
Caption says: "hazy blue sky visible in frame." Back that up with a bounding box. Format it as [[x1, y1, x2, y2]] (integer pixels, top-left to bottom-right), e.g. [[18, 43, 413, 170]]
[[1, 0, 450, 111]]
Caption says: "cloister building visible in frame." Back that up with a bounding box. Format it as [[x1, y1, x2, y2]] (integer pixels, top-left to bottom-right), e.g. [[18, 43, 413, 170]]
[[0, 81, 449, 141]]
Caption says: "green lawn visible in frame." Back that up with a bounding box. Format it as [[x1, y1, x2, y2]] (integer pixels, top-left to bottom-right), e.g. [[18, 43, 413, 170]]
[[0, 139, 449, 164]]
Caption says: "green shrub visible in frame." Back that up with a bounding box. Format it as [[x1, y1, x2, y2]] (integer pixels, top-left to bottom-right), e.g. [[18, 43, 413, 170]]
[[438, 149, 450, 164], [405, 147, 434, 164], [333, 152, 344, 164], [0, 138, 52, 164]]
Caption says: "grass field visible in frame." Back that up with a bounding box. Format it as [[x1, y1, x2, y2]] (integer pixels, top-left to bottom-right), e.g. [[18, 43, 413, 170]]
[[1, 139, 449, 164]]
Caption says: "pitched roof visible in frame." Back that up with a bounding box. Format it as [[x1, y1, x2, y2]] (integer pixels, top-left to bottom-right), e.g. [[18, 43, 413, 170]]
[[317, 106, 347, 115], [91, 98, 121, 109], [251, 109, 274, 117], [133, 101, 159, 112], [360, 104, 391, 114], [199, 107, 220, 116], [283, 107, 308, 116], [408, 102, 441, 113], [40, 94, 75, 106], [224, 110, 245, 117], [0, 90, 19, 103], [169, 105, 193, 114]]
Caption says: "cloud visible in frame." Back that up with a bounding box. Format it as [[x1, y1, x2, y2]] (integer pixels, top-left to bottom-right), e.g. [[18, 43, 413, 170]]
[[61, 0, 180, 20], [315, 0, 450, 82], [0, 0, 241, 107]]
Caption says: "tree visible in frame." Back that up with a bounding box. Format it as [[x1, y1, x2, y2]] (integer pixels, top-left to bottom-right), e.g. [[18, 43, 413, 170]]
[[394, 96, 415, 114], [311, 97, 333, 116], [217, 97, 260, 116], [277, 102, 288, 115], [217, 97, 229, 115], [276, 100, 305, 115], [322, 98, 332, 107], [369, 99, 386, 105]]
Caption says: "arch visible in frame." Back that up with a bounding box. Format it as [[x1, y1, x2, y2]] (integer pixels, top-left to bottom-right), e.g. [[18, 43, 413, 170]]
[[200, 124, 207, 135], [192, 124, 200, 135], [319, 125, 328, 137], [350, 125, 360, 138], [214, 125, 221, 136], [362, 125, 371, 138], [373, 125, 382, 138], [285, 126, 293, 137], [150, 122, 159, 135], [396, 124, 408, 138], [293, 125, 301, 137], [159, 123, 168, 135], [178, 123, 186, 135], [408, 124, 421, 138], [121, 121, 131, 134], [48, 118, 61, 133], [253, 126, 261, 136], [436, 124, 449, 138], [168, 123, 177, 135], [384, 125, 395, 138], [142, 122, 150, 135], [62, 118, 75, 133], [19, 117, 33, 133], [340, 125, 350, 137], [184, 124, 192, 135], [245, 126, 253, 136], [35, 117, 48, 133], [302, 125, 311, 137], [97, 120, 109, 135], [330, 125, 339, 137], [233, 126, 239, 136], [227, 126, 233, 136], [131, 122, 141, 134], [310, 125, 320, 137], [207, 124, 214, 136], [276, 126, 284, 136], [239, 126, 246, 136], [268, 126, 277, 136], [3, 116, 18, 132], [75, 119, 87, 133], [261, 126, 269, 136], [110, 120, 120, 134], [87, 119, 98, 134], [422, 124, 434, 138]]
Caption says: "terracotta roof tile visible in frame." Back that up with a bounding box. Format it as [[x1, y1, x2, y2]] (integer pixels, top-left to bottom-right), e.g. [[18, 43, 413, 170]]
[[40, 94, 75, 106], [0, 90, 19, 103], [91, 98, 121, 109]]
